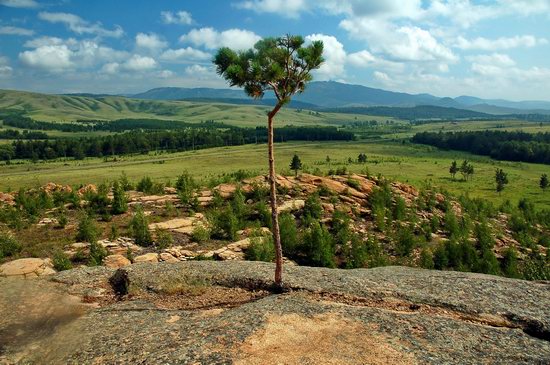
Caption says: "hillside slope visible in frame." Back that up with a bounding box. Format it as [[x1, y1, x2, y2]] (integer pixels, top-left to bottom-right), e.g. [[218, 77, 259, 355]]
[[0, 89, 369, 127]]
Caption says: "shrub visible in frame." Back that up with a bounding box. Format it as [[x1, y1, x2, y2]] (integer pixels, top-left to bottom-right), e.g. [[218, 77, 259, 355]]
[[52, 251, 73, 271], [501, 247, 520, 279], [88, 241, 107, 266], [176, 171, 197, 208], [136, 176, 153, 194], [303, 193, 323, 220], [119, 172, 133, 191], [231, 189, 248, 221], [395, 225, 416, 256], [393, 196, 407, 221], [279, 212, 298, 256], [210, 207, 240, 241], [0, 233, 22, 259], [155, 228, 174, 249], [57, 212, 68, 228], [346, 178, 361, 190], [192, 224, 211, 244], [111, 181, 128, 215], [109, 224, 118, 241], [444, 210, 459, 238], [129, 206, 153, 246], [419, 248, 434, 269], [300, 222, 335, 268], [245, 236, 275, 262], [433, 244, 449, 270], [475, 248, 500, 275], [255, 201, 272, 228], [343, 233, 368, 269], [76, 213, 99, 243]]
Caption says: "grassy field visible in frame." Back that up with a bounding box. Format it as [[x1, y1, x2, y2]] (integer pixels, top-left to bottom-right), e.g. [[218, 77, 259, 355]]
[[1, 140, 549, 210], [0, 89, 390, 127]]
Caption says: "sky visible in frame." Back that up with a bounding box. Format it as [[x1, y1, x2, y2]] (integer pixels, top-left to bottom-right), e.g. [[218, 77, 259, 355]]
[[0, 0, 549, 101]]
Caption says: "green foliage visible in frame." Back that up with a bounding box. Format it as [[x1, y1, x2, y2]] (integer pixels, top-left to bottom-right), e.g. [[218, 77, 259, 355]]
[[136, 176, 164, 195], [393, 196, 407, 221], [231, 188, 248, 222], [475, 249, 500, 275], [111, 181, 128, 215], [300, 222, 335, 268], [495, 168, 508, 193], [213, 35, 324, 102], [521, 250, 550, 281], [245, 236, 275, 262], [192, 224, 211, 244], [255, 200, 272, 228], [540, 174, 549, 191], [210, 207, 240, 241], [346, 178, 361, 190], [109, 224, 118, 241], [119, 172, 133, 191], [155, 228, 174, 249], [357, 153, 367, 163], [52, 251, 73, 271], [57, 212, 68, 228], [419, 248, 434, 269], [289, 153, 302, 176], [449, 160, 458, 179], [343, 234, 368, 269], [0, 232, 22, 259], [444, 209, 459, 238], [501, 247, 520, 278], [303, 193, 323, 220], [76, 213, 99, 243], [176, 171, 197, 208], [129, 206, 153, 246], [279, 212, 298, 256], [459, 160, 474, 181], [395, 225, 416, 256], [88, 241, 107, 266]]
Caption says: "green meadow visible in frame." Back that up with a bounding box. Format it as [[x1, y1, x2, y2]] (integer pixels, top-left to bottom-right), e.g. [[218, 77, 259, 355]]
[[1, 140, 549, 210]]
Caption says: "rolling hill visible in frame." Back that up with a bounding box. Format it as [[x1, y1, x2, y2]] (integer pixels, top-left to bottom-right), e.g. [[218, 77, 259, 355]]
[[132, 81, 550, 114]]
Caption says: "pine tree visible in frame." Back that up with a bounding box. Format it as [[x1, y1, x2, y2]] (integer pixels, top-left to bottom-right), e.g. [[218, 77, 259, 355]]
[[449, 160, 458, 180], [214, 35, 324, 289], [540, 174, 549, 191], [495, 168, 508, 194], [289, 153, 303, 177], [111, 181, 128, 215]]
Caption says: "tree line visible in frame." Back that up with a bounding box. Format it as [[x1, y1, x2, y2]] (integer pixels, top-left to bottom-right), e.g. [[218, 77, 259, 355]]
[[0, 125, 353, 161], [413, 130, 550, 164]]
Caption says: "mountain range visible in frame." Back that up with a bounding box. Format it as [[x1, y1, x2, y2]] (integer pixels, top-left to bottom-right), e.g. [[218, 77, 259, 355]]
[[130, 81, 550, 115]]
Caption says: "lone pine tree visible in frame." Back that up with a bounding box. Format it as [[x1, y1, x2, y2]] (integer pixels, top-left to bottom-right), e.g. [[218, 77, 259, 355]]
[[290, 153, 303, 177], [213, 35, 324, 289]]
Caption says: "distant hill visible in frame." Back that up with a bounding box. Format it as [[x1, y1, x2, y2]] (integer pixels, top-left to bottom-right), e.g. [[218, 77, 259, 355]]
[[321, 105, 492, 120], [133, 81, 550, 114]]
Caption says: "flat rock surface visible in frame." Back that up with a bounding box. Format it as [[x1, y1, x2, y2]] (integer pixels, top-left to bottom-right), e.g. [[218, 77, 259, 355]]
[[1, 261, 549, 364]]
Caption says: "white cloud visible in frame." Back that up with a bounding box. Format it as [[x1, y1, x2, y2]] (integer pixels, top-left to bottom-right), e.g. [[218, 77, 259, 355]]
[[347, 50, 376, 67], [19, 45, 73, 72], [467, 53, 516, 67], [0, 56, 13, 78], [38, 12, 123, 38], [180, 27, 261, 50], [455, 35, 548, 51], [19, 38, 129, 72], [123, 55, 157, 71], [161, 10, 193, 25], [156, 69, 175, 78], [305, 34, 347, 79], [160, 47, 211, 62], [0, 26, 34, 36], [100, 62, 119, 75], [135, 33, 168, 52], [0, 0, 38, 8], [341, 19, 457, 63], [235, 0, 308, 18]]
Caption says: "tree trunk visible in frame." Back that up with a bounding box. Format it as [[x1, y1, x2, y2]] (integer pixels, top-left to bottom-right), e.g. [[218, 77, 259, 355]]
[[268, 103, 283, 289]]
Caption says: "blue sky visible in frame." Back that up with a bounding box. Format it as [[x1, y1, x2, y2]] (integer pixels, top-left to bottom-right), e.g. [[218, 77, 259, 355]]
[[0, 0, 549, 101]]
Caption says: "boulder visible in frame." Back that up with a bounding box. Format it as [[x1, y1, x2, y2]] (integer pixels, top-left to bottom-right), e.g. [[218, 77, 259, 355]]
[[0, 258, 56, 278], [133, 253, 159, 263], [159, 253, 180, 263], [214, 183, 237, 198], [103, 255, 131, 269], [0, 192, 15, 206], [277, 199, 305, 213]]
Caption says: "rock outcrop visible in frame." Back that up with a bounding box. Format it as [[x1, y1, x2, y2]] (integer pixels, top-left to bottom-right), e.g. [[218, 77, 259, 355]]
[[0, 262, 548, 364], [0, 258, 56, 278]]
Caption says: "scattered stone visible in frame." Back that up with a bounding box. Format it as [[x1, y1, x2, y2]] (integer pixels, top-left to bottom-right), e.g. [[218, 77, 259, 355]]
[[37, 217, 59, 226], [0, 192, 15, 206], [277, 199, 305, 213], [77, 184, 97, 196], [159, 252, 179, 263], [133, 253, 159, 263], [215, 183, 237, 198], [103, 255, 131, 269]]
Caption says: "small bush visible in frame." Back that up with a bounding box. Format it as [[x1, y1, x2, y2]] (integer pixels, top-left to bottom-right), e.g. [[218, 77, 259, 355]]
[[52, 251, 73, 271], [303, 193, 323, 220], [129, 206, 153, 246], [245, 236, 275, 262], [155, 228, 174, 249], [0, 233, 22, 259], [76, 213, 99, 243], [192, 224, 211, 244], [279, 212, 298, 256], [111, 181, 128, 215], [88, 241, 107, 266], [300, 222, 335, 268]]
